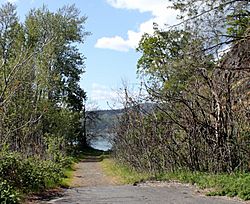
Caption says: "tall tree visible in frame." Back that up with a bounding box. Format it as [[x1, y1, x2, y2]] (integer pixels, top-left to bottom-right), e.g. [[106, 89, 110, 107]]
[[0, 3, 89, 154], [24, 4, 90, 149]]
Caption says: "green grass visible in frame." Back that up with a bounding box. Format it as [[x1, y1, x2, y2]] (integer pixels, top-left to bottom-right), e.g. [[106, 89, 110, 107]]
[[60, 166, 75, 188], [101, 159, 151, 184], [80, 147, 109, 156], [73, 147, 110, 161], [155, 171, 250, 200], [102, 159, 250, 201]]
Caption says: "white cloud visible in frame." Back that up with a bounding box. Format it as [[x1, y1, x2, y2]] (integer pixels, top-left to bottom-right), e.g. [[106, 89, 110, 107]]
[[95, 36, 130, 52], [5, 0, 19, 3], [90, 83, 125, 109], [107, 0, 167, 13], [90, 82, 150, 109], [91, 83, 118, 101], [1, 0, 35, 4], [95, 0, 179, 52]]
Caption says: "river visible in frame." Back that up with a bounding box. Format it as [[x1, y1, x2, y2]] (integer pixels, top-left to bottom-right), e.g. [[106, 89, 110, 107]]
[[90, 135, 112, 151]]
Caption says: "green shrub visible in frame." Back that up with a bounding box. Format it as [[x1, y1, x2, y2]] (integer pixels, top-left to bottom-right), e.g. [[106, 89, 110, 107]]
[[0, 179, 19, 204], [19, 158, 63, 191], [0, 151, 23, 189], [0, 148, 71, 203]]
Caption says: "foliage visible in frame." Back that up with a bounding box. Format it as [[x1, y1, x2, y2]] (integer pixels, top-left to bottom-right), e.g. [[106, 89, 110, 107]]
[[109, 1, 250, 201], [0, 2, 88, 155], [60, 166, 75, 188], [157, 171, 250, 201], [101, 159, 151, 184], [0, 2, 89, 202], [0, 179, 20, 204], [113, 0, 250, 178], [0, 147, 73, 203]]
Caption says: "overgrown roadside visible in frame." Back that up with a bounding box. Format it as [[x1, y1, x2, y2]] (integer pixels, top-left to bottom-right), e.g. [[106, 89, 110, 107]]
[[101, 159, 151, 185], [102, 159, 250, 202], [42, 157, 246, 204], [27, 149, 250, 203], [25, 148, 115, 203]]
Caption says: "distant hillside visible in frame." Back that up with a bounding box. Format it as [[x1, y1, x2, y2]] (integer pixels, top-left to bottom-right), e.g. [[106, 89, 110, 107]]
[[86, 103, 156, 134], [86, 108, 123, 134], [92, 108, 124, 117]]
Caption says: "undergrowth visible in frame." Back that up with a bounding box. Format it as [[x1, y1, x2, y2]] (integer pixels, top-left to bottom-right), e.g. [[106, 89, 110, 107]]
[[101, 159, 151, 184], [104, 159, 250, 201], [156, 171, 250, 200], [60, 166, 75, 188], [0, 148, 74, 203]]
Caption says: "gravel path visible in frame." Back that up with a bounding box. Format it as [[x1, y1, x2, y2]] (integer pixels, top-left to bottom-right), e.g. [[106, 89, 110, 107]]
[[48, 184, 244, 204], [43, 157, 246, 204], [70, 156, 119, 187]]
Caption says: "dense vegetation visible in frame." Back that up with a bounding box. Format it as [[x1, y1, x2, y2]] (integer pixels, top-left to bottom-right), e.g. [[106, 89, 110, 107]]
[[0, 0, 249, 202], [0, 3, 88, 202], [113, 0, 250, 183]]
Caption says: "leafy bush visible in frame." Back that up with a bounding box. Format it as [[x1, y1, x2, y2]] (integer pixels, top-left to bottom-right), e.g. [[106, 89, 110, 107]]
[[0, 148, 71, 203], [0, 179, 20, 204], [0, 151, 23, 189], [19, 158, 64, 191]]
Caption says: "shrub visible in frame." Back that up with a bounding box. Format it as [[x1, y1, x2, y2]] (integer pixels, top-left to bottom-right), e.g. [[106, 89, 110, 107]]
[[0, 179, 19, 204], [0, 148, 71, 203]]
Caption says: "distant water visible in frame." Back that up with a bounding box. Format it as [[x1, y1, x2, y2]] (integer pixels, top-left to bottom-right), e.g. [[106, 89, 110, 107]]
[[90, 136, 112, 151]]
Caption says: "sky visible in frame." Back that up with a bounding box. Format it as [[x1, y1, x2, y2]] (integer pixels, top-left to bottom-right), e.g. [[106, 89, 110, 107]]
[[0, 0, 178, 110]]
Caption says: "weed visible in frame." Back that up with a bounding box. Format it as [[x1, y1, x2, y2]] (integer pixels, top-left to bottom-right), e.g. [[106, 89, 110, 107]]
[[104, 159, 250, 201], [101, 159, 151, 184]]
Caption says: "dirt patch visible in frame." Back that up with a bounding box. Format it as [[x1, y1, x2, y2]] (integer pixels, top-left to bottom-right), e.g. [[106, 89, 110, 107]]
[[25, 188, 64, 204], [70, 156, 120, 187]]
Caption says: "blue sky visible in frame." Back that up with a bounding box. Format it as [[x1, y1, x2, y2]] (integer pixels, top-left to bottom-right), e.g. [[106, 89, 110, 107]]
[[0, 0, 178, 110]]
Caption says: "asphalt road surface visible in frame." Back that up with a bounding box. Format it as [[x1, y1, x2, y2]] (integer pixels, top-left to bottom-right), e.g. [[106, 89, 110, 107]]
[[46, 183, 243, 204], [41, 156, 245, 204]]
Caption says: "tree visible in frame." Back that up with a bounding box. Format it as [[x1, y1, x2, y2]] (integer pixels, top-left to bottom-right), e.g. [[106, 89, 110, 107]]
[[25, 5, 88, 110], [114, 0, 250, 173], [170, 0, 250, 50], [0, 3, 89, 155]]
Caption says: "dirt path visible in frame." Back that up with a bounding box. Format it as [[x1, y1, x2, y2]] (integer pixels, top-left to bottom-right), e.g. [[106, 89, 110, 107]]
[[40, 156, 247, 204], [70, 156, 119, 187]]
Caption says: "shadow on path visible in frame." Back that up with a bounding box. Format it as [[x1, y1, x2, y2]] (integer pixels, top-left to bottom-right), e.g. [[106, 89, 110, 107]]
[[80, 155, 104, 163]]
